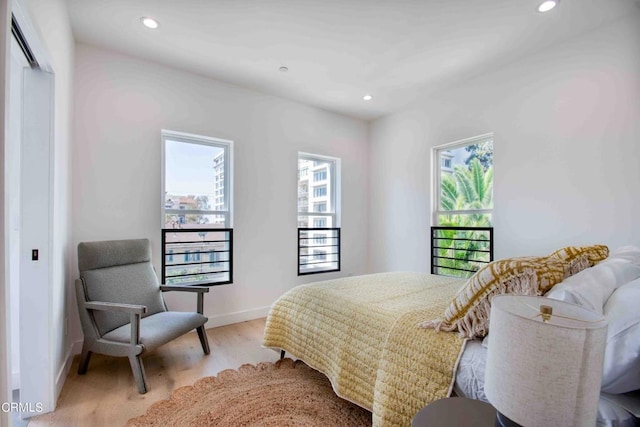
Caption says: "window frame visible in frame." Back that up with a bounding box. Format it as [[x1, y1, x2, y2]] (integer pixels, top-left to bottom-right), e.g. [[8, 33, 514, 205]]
[[297, 152, 341, 276], [432, 132, 493, 226], [161, 129, 234, 228]]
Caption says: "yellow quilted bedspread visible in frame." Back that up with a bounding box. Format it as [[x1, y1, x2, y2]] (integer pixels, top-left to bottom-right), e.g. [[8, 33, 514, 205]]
[[262, 272, 467, 427]]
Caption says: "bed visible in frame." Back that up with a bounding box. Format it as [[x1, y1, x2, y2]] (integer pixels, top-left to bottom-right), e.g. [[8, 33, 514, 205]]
[[263, 246, 640, 427], [263, 271, 468, 426]]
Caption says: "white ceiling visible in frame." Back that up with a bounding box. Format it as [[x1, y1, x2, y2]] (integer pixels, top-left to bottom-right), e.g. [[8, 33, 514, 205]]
[[66, 0, 639, 120]]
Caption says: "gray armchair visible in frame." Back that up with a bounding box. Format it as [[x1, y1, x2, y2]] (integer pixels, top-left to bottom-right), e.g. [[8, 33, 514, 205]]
[[75, 238, 210, 394]]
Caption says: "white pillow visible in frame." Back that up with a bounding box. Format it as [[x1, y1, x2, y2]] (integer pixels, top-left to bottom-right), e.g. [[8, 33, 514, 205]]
[[601, 277, 640, 393], [609, 245, 640, 266], [545, 257, 640, 314]]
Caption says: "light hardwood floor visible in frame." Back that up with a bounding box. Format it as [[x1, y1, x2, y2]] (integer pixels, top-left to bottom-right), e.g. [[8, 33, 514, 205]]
[[28, 318, 281, 427]]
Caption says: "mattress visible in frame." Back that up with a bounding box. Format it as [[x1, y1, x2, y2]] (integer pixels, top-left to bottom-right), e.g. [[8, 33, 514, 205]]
[[454, 339, 639, 426]]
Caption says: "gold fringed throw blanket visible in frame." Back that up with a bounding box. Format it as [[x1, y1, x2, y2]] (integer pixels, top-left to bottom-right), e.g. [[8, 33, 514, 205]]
[[262, 272, 467, 427]]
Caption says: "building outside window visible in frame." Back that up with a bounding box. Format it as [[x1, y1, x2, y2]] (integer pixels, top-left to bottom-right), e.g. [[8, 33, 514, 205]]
[[433, 133, 493, 278], [297, 153, 341, 275]]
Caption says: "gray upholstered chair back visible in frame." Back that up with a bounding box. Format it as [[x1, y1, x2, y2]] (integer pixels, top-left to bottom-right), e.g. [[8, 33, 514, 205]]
[[78, 239, 166, 336]]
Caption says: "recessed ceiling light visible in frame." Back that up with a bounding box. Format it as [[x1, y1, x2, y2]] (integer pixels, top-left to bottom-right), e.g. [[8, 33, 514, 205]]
[[279, 66, 288, 73], [141, 17, 159, 29], [537, 0, 559, 12], [363, 94, 373, 101]]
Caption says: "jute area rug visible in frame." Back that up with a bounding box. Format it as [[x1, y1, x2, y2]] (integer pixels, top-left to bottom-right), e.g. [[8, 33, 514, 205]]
[[127, 358, 372, 426]]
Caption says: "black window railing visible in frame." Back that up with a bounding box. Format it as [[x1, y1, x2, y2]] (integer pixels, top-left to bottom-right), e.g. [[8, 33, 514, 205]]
[[298, 227, 340, 275], [431, 226, 493, 278], [161, 228, 233, 286]]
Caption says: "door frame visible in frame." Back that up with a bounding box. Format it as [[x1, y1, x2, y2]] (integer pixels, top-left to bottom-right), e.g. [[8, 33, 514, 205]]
[[2, 0, 56, 420], [1, 0, 12, 422]]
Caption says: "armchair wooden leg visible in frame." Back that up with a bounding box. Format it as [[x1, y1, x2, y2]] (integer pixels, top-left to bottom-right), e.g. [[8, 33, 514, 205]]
[[197, 326, 210, 355], [77, 344, 92, 375], [128, 355, 148, 394]]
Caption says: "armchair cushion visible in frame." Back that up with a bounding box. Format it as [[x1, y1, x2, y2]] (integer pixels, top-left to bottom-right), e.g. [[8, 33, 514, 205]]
[[101, 311, 208, 351], [78, 239, 151, 271], [83, 262, 166, 335]]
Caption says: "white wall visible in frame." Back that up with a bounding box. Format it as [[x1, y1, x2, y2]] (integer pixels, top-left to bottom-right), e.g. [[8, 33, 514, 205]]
[[369, 12, 640, 272], [22, 0, 75, 401], [72, 44, 369, 329]]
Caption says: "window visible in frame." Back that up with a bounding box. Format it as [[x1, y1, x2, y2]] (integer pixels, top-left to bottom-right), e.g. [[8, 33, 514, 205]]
[[161, 130, 234, 286], [432, 133, 494, 278], [313, 250, 327, 261], [313, 202, 327, 213], [313, 218, 326, 228], [313, 186, 327, 198], [297, 153, 341, 275], [433, 133, 493, 226], [209, 251, 225, 268], [313, 170, 327, 182], [162, 129, 233, 228], [185, 251, 201, 262], [314, 234, 327, 245]]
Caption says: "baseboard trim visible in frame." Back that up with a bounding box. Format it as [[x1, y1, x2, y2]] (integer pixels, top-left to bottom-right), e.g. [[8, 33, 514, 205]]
[[55, 340, 82, 399], [206, 306, 271, 329]]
